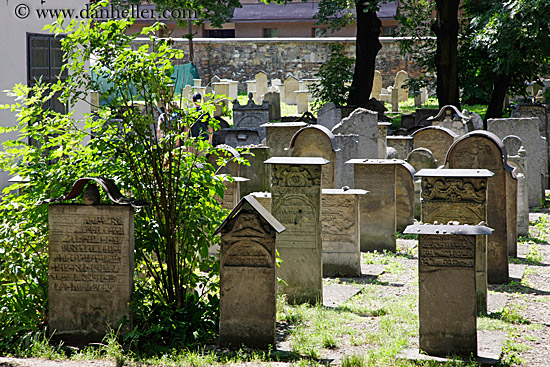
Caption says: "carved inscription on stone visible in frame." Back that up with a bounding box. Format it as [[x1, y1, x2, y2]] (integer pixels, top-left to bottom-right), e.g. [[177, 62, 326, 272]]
[[272, 196, 317, 248], [322, 195, 355, 252], [449, 137, 501, 168], [421, 177, 486, 203], [419, 235, 475, 272]]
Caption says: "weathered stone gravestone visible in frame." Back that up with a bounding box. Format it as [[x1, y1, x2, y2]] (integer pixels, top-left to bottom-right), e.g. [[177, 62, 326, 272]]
[[322, 189, 368, 277], [246, 80, 256, 95], [347, 159, 409, 252], [216, 195, 285, 349], [378, 122, 391, 159], [445, 131, 514, 284], [265, 157, 329, 304], [387, 136, 414, 160], [232, 94, 270, 140], [295, 90, 309, 114], [284, 75, 300, 105], [515, 102, 548, 138], [255, 71, 269, 104], [207, 145, 248, 211], [317, 102, 342, 131], [413, 126, 458, 167], [488, 117, 547, 207], [239, 145, 271, 197], [503, 136, 529, 237], [193, 79, 202, 87], [404, 223, 493, 358], [289, 125, 338, 188], [264, 91, 281, 121], [428, 105, 472, 136], [396, 162, 416, 232], [48, 178, 146, 344], [371, 70, 382, 100], [416, 168, 494, 314], [406, 148, 437, 221], [332, 108, 379, 188], [222, 129, 260, 148], [394, 70, 409, 102], [391, 87, 399, 112], [263, 122, 308, 158]]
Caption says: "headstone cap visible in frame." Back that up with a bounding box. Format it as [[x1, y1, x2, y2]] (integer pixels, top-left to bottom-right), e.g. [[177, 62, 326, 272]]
[[264, 157, 330, 165], [322, 189, 369, 195], [403, 223, 493, 235], [260, 122, 308, 128], [345, 158, 407, 165], [415, 168, 494, 178]]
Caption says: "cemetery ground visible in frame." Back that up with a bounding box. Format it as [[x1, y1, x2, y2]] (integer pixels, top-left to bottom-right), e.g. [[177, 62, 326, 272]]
[[1, 210, 550, 367]]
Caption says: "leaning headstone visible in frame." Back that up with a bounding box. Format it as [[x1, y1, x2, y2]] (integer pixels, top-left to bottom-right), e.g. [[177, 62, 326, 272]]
[[264, 91, 281, 121], [488, 117, 546, 207], [284, 75, 300, 105], [413, 126, 458, 167], [265, 157, 329, 304], [428, 105, 472, 136], [416, 168, 494, 314], [404, 223, 493, 358], [347, 159, 408, 252], [445, 131, 514, 284], [232, 94, 270, 140], [255, 71, 269, 104], [263, 122, 307, 158], [394, 70, 409, 102], [295, 90, 309, 114], [332, 108, 379, 188], [216, 195, 285, 348], [387, 136, 414, 160], [371, 70, 382, 100], [48, 179, 145, 344], [322, 189, 368, 277], [289, 125, 338, 188], [317, 102, 342, 131], [395, 162, 416, 232]]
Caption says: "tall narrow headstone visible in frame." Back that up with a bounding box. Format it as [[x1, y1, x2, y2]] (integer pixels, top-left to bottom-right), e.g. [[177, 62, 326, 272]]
[[404, 223, 493, 358], [264, 91, 281, 121], [394, 70, 409, 102], [371, 70, 382, 100], [295, 90, 309, 114], [284, 75, 300, 105], [395, 163, 416, 232], [265, 157, 329, 304], [445, 131, 513, 284], [504, 136, 529, 237], [378, 122, 391, 159], [216, 195, 285, 348], [255, 71, 269, 104]]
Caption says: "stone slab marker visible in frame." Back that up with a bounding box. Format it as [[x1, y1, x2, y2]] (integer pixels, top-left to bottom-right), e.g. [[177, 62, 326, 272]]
[[321, 189, 368, 277], [49, 204, 134, 344], [413, 126, 458, 167], [416, 168, 494, 314], [284, 75, 300, 105], [263, 122, 307, 157], [387, 136, 413, 160], [215, 195, 285, 348], [347, 159, 408, 252], [504, 137, 529, 237], [255, 71, 269, 104], [371, 70, 382, 100], [378, 122, 391, 159], [295, 90, 309, 114], [265, 157, 329, 304], [394, 70, 409, 102], [232, 94, 270, 140], [445, 131, 513, 284], [404, 223, 493, 358], [395, 162, 416, 232], [264, 91, 281, 121], [239, 146, 271, 197], [289, 125, 338, 188], [317, 102, 342, 131]]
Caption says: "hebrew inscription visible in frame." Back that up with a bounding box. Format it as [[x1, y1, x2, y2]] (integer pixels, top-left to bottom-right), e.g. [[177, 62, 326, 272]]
[[419, 235, 475, 272]]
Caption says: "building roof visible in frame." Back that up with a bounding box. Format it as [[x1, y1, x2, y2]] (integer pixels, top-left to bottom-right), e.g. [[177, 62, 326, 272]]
[[231, 1, 398, 23]]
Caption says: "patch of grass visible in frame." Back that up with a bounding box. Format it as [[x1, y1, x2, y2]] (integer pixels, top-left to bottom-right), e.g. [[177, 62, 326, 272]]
[[26, 334, 66, 360], [342, 353, 367, 367], [526, 243, 544, 265]]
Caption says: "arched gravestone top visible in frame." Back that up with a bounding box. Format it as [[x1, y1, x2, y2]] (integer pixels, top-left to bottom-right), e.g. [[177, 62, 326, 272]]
[[288, 125, 340, 153], [428, 105, 470, 121], [444, 130, 514, 172], [412, 125, 459, 139], [502, 135, 524, 157], [412, 126, 459, 166], [406, 148, 437, 171]]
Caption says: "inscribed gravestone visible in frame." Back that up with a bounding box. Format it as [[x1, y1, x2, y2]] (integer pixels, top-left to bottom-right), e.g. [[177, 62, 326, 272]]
[[266, 157, 329, 304], [216, 195, 285, 348], [445, 131, 513, 284], [404, 223, 493, 358], [322, 189, 368, 277], [284, 75, 300, 105], [396, 163, 416, 232], [289, 125, 338, 188], [232, 94, 270, 140], [49, 204, 134, 344], [413, 126, 458, 167], [255, 71, 269, 104], [488, 117, 546, 207], [394, 70, 409, 102], [263, 122, 307, 157]]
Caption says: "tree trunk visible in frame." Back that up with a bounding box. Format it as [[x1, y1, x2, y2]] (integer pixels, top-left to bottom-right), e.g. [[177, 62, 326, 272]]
[[484, 73, 511, 129], [346, 0, 382, 108], [432, 0, 461, 109]]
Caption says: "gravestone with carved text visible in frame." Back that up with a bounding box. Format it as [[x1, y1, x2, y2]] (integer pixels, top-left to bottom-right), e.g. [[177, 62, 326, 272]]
[[413, 126, 458, 167]]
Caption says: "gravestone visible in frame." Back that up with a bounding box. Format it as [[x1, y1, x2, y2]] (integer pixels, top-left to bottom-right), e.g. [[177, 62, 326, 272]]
[[401, 114, 416, 130], [322, 189, 368, 277], [227, 80, 239, 100], [193, 79, 202, 87], [414, 109, 439, 130], [427, 105, 472, 136], [332, 108, 379, 188], [211, 75, 221, 84], [246, 80, 256, 95], [284, 75, 300, 105], [265, 157, 329, 304], [406, 148, 437, 172], [387, 136, 414, 160], [222, 129, 260, 148], [516, 103, 548, 138], [391, 88, 399, 112], [488, 117, 546, 207], [216, 195, 285, 348], [371, 70, 382, 100], [394, 70, 409, 102], [264, 91, 281, 121], [289, 125, 338, 188], [404, 223, 493, 358], [506, 169, 518, 258], [416, 168, 494, 314], [48, 179, 145, 344], [250, 191, 271, 212], [239, 145, 271, 197], [295, 90, 309, 114], [396, 162, 416, 232], [263, 122, 307, 157], [232, 94, 270, 140], [445, 131, 514, 284], [317, 102, 341, 131], [413, 126, 458, 167], [378, 122, 391, 159], [255, 71, 269, 103], [347, 159, 408, 252], [503, 137, 529, 237]]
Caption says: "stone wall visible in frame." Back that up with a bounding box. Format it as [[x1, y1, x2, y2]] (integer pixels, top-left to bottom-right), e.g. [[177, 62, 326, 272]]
[[133, 37, 424, 90]]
